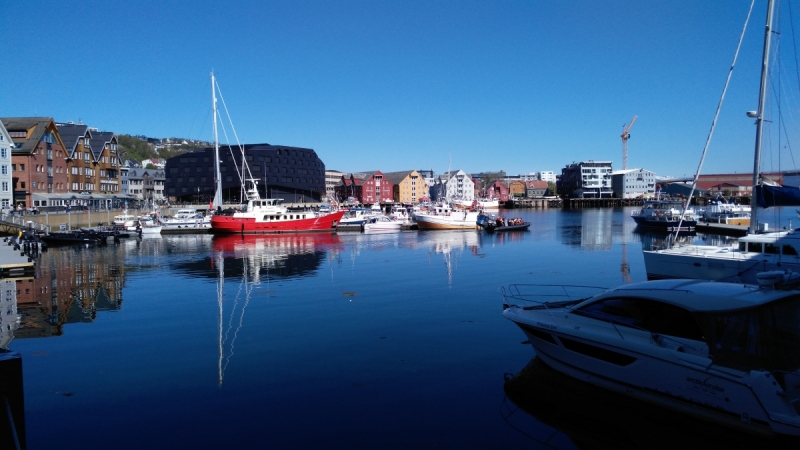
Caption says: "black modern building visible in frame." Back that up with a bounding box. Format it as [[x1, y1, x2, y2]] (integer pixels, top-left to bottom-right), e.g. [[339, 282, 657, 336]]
[[164, 143, 326, 204]]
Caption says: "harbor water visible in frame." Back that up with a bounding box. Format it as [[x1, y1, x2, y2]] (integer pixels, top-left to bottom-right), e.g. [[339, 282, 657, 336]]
[[4, 206, 796, 449]]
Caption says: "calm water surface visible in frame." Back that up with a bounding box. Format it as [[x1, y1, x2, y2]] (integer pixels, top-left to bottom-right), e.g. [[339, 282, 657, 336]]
[[6, 207, 795, 449]]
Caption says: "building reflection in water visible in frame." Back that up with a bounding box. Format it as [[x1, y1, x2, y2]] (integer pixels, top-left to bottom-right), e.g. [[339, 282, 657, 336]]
[[0, 280, 19, 350], [13, 245, 125, 340], [558, 209, 614, 250], [7, 233, 345, 346]]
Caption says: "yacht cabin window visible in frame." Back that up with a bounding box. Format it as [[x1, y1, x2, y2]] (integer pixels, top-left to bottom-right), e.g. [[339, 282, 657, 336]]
[[573, 297, 705, 341]]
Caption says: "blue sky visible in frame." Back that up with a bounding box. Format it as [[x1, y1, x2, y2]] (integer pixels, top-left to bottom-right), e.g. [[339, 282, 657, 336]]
[[4, 0, 800, 178]]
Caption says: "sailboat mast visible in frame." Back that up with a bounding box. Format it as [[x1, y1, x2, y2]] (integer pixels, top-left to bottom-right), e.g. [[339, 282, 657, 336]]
[[749, 0, 775, 234], [212, 72, 223, 210]]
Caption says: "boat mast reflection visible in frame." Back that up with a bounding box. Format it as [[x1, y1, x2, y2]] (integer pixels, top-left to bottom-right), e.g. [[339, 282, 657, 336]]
[[211, 234, 342, 384]]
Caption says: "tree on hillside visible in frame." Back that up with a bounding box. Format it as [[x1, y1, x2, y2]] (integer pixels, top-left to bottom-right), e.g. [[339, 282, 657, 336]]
[[117, 135, 157, 162], [116, 135, 208, 163], [547, 181, 557, 196]]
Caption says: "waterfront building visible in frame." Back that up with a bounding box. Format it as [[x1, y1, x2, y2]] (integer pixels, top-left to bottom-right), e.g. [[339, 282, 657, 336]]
[[656, 172, 784, 198], [443, 170, 474, 202], [508, 180, 526, 198], [123, 167, 165, 207], [336, 171, 393, 205], [324, 169, 344, 202], [557, 160, 613, 198], [1, 117, 69, 209], [165, 144, 326, 204], [334, 174, 363, 203], [57, 122, 122, 208], [486, 180, 509, 202], [383, 170, 428, 204], [0, 121, 13, 208], [525, 180, 549, 197], [611, 168, 656, 199]]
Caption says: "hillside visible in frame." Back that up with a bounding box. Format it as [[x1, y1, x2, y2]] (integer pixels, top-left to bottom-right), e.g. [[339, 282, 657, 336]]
[[117, 134, 210, 166]]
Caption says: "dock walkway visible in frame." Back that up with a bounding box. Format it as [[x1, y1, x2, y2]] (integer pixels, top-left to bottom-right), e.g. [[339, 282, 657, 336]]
[[0, 234, 35, 279]]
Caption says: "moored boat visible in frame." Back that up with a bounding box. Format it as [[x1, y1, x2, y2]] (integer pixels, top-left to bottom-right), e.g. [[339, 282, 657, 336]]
[[363, 215, 403, 232], [39, 230, 106, 246], [161, 209, 211, 229], [631, 199, 697, 231], [414, 203, 481, 230], [210, 192, 345, 234], [698, 196, 751, 226], [476, 213, 529, 233], [501, 278, 800, 436]]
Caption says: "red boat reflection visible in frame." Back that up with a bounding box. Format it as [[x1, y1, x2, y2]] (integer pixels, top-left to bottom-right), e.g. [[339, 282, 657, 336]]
[[211, 233, 342, 258]]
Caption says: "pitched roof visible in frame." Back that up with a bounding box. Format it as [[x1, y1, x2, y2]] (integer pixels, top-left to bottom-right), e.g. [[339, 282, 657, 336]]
[[382, 170, 414, 185], [1, 117, 55, 153], [89, 131, 116, 160], [525, 180, 548, 188], [55, 122, 90, 156]]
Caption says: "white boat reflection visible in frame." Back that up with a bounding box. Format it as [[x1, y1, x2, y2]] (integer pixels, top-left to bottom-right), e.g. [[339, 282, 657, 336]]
[[420, 231, 480, 285], [503, 357, 794, 449]]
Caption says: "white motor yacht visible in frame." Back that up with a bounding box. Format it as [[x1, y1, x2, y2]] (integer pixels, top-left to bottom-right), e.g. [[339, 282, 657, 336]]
[[502, 278, 800, 436], [502, 280, 800, 436], [363, 215, 403, 232], [161, 208, 211, 229]]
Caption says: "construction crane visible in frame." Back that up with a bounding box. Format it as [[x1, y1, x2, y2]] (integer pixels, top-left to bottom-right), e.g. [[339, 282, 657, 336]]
[[621, 115, 637, 170]]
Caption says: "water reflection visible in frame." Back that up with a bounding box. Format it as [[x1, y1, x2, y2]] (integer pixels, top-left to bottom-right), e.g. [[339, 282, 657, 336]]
[[558, 209, 615, 250], [0, 280, 18, 349], [211, 234, 342, 281], [14, 244, 126, 339], [420, 231, 480, 285], [503, 357, 794, 449]]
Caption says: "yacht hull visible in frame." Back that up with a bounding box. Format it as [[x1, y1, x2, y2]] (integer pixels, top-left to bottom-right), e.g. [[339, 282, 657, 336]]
[[415, 212, 480, 230], [210, 210, 345, 234], [506, 313, 800, 436]]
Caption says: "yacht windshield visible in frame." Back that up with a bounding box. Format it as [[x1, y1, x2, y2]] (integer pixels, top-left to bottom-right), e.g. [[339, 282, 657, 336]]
[[699, 295, 800, 373]]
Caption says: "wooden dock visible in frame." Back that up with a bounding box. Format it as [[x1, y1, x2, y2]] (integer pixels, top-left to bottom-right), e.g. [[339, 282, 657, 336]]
[[695, 222, 749, 237], [566, 198, 644, 208], [0, 235, 36, 279]]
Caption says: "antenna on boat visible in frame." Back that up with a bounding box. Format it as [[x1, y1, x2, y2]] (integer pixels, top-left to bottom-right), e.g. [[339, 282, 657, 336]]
[[749, 0, 776, 235]]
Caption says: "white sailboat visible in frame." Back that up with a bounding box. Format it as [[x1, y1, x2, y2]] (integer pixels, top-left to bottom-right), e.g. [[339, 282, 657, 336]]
[[642, 0, 799, 284]]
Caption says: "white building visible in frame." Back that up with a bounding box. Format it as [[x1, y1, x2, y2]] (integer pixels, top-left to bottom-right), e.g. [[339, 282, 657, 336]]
[[325, 169, 344, 202], [611, 168, 657, 199], [557, 161, 614, 198], [445, 170, 475, 202], [0, 122, 13, 208], [536, 171, 556, 183]]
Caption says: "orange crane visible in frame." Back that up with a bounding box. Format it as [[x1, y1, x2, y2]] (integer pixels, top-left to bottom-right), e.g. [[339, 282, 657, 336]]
[[621, 115, 637, 170]]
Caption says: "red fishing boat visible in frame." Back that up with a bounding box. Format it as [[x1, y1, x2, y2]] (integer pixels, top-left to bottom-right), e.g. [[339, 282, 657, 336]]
[[210, 185, 344, 234]]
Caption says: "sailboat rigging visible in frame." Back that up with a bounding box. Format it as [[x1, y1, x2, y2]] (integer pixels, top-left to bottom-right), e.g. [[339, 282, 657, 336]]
[[206, 73, 345, 234], [641, 0, 800, 284]]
